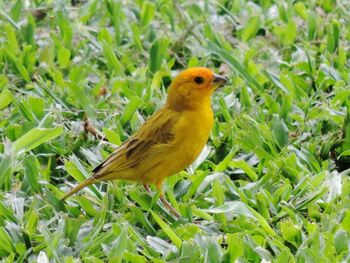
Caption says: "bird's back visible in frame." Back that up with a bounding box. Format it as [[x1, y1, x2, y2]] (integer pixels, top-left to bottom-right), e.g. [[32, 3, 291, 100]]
[[91, 104, 213, 186]]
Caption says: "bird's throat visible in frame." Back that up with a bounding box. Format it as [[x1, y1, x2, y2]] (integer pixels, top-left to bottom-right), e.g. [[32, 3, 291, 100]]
[[166, 92, 212, 112]]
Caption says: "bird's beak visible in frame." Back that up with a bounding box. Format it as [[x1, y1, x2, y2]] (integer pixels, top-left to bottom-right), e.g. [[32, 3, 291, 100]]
[[212, 73, 228, 87]]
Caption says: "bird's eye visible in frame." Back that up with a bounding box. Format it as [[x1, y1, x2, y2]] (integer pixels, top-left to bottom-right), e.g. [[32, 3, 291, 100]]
[[194, 76, 204, 84]]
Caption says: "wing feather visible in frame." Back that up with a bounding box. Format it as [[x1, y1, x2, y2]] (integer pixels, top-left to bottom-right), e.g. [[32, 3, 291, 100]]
[[92, 108, 177, 179]]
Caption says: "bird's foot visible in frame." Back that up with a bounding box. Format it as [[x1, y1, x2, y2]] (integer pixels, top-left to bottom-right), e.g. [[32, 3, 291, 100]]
[[159, 194, 180, 218], [143, 184, 180, 217]]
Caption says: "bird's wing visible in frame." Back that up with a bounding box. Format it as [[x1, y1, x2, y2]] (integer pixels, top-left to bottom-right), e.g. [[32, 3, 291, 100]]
[[61, 108, 178, 200], [92, 108, 177, 178]]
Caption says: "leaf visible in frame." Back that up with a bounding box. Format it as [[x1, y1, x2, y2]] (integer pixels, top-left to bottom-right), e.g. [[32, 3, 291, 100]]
[[149, 38, 169, 73], [5, 48, 30, 83], [307, 12, 316, 40], [206, 201, 277, 236], [179, 240, 202, 263], [271, 114, 289, 148], [240, 86, 252, 108], [102, 41, 124, 75], [215, 146, 239, 172], [230, 160, 258, 181], [102, 128, 121, 146], [197, 172, 225, 193], [0, 201, 17, 223], [205, 201, 254, 216], [64, 217, 84, 246], [0, 89, 13, 110], [327, 19, 340, 53], [284, 19, 297, 44], [25, 208, 38, 237], [150, 210, 182, 249], [37, 251, 49, 263], [128, 225, 159, 258], [0, 155, 13, 191], [338, 150, 350, 158], [23, 155, 41, 193], [195, 234, 223, 263], [22, 14, 35, 46], [56, 10, 73, 47], [9, 0, 23, 22], [325, 171, 342, 202], [12, 127, 63, 153], [334, 230, 348, 255], [226, 233, 244, 261], [141, 1, 155, 27], [146, 236, 177, 255], [57, 46, 71, 68], [279, 218, 301, 243], [108, 224, 128, 258], [241, 16, 261, 42], [207, 41, 263, 92], [0, 227, 15, 256]]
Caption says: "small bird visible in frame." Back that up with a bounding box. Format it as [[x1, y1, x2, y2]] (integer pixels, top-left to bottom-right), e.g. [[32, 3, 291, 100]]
[[61, 67, 227, 216]]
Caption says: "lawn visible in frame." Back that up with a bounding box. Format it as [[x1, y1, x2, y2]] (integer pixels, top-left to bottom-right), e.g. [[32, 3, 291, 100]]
[[1, 0, 350, 262]]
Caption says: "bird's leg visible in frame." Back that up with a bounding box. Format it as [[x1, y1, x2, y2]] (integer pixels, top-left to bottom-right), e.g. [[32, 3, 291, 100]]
[[159, 193, 180, 217], [155, 181, 180, 217], [143, 184, 151, 193], [83, 114, 108, 142]]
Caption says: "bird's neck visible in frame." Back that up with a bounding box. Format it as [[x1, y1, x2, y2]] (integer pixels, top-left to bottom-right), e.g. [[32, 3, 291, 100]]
[[166, 93, 212, 112]]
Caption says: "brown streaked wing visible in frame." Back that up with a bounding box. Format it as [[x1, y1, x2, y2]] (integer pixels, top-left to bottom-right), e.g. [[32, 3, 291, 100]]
[[92, 108, 177, 177]]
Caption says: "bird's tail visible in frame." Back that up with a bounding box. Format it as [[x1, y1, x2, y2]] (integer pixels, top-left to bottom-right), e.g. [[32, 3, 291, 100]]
[[60, 175, 104, 201]]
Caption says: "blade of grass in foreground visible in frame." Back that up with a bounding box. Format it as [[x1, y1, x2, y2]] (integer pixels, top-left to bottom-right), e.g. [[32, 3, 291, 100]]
[[207, 41, 263, 92], [150, 210, 182, 249], [12, 127, 63, 153], [205, 201, 277, 237]]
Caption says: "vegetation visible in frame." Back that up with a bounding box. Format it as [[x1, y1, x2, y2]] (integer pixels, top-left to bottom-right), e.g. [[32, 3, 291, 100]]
[[1, 0, 350, 262]]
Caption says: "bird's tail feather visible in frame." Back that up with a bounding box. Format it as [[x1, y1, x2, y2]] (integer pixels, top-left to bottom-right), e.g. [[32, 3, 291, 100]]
[[60, 173, 109, 201]]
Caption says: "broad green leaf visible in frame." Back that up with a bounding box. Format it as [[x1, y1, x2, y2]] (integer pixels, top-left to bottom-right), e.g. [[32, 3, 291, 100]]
[[149, 38, 169, 73], [279, 218, 301, 244], [0, 155, 13, 191], [230, 160, 258, 181], [23, 155, 41, 193], [0, 227, 15, 255], [9, 0, 23, 22], [0, 89, 13, 110], [121, 98, 142, 125], [205, 201, 254, 216], [102, 41, 124, 75], [334, 230, 348, 255], [0, 201, 17, 223], [195, 234, 223, 263], [241, 16, 261, 42], [206, 201, 277, 236], [284, 19, 296, 44], [57, 46, 71, 68], [5, 48, 30, 83], [141, 1, 155, 27], [207, 41, 263, 92], [226, 233, 244, 261], [327, 19, 340, 53], [12, 127, 63, 153], [271, 114, 289, 148], [307, 12, 316, 40], [150, 210, 182, 249], [65, 217, 84, 246]]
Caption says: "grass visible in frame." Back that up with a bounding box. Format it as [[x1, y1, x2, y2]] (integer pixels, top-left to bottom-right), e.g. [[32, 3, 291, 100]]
[[1, 0, 350, 262]]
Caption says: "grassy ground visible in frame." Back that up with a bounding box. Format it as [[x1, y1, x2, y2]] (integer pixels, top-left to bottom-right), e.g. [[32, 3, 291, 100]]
[[1, 0, 350, 262]]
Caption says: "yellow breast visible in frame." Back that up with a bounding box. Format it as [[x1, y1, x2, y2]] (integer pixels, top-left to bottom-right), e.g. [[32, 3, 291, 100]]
[[161, 106, 213, 176], [138, 105, 214, 186]]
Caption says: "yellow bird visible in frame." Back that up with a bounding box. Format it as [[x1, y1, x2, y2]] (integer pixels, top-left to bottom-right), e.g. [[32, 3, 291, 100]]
[[61, 67, 227, 216]]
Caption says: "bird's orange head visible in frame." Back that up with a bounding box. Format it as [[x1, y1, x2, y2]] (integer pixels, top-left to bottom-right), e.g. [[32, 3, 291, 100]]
[[166, 67, 227, 111]]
